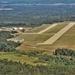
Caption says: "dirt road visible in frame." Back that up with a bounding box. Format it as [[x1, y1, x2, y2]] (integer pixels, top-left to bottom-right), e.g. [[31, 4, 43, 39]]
[[38, 23, 75, 45]]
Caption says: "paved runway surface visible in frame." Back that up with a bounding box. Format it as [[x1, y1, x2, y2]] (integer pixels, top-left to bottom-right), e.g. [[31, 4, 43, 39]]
[[38, 23, 75, 45], [37, 24, 58, 34]]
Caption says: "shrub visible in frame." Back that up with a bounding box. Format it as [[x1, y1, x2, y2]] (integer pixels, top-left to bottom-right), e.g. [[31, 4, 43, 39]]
[[54, 48, 75, 56]]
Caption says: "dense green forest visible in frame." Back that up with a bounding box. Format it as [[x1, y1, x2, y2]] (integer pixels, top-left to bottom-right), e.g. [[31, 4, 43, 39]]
[[0, 49, 74, 75], [0, 31, 21, 52], [0, 0, 75, 27]]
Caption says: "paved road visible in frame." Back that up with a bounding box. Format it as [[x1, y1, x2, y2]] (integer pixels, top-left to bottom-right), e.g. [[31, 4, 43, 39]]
[[37, 24, 58, 34], [38, 23, 75, 45]]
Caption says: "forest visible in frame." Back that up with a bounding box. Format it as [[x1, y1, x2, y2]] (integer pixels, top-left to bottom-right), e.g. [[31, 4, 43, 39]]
[[0, 0, 75, 27], [0, 53, 75, 75]]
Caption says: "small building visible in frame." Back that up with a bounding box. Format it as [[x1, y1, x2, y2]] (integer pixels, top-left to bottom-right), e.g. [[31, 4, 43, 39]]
[[19, 27, 25, 32], [19, 27, 23, 30], [15, 39, 24, 43], [13, 27, 18, 31], [7, 38, 24, 43], [11, 27, 18, 34]]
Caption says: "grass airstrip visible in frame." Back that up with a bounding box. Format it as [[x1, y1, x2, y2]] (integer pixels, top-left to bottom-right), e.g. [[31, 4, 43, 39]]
[[17, 22, 70, 51]]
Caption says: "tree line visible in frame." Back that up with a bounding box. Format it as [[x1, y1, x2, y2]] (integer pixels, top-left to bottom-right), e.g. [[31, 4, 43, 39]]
[[54, 48, 75, 56]]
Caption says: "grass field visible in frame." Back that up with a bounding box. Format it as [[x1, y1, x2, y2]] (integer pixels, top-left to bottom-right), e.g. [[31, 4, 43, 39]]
[[16, 34, 53, 51], [44, 22, 69, 34], [52, 25, 75, 48], [0, 52, 38, 65], [36, 22, 75, 54], [29, 24, 51, 33]]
